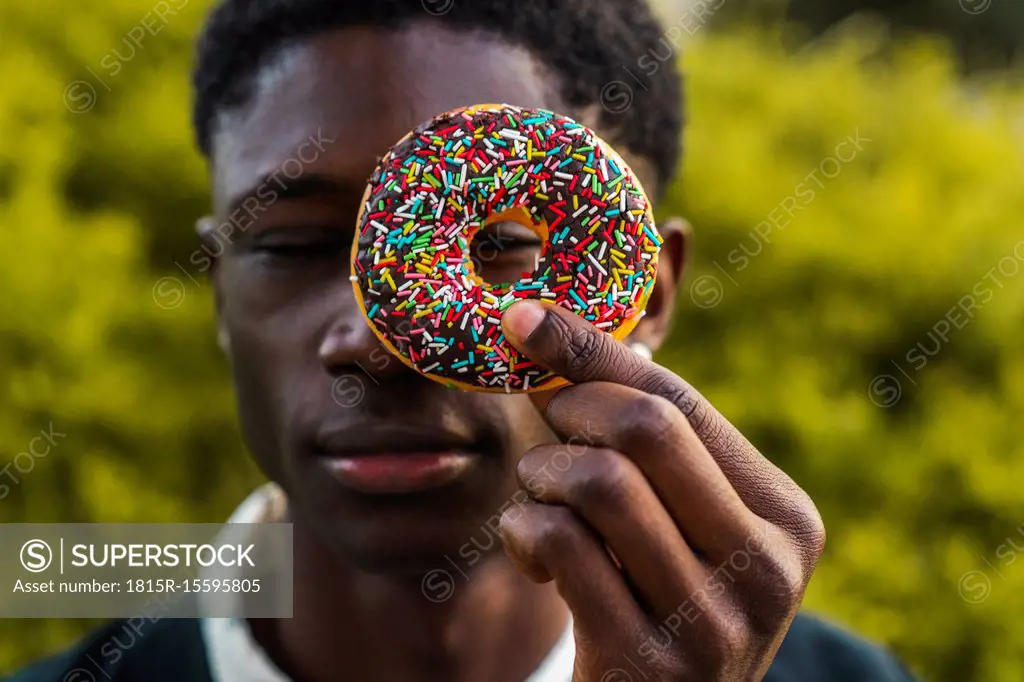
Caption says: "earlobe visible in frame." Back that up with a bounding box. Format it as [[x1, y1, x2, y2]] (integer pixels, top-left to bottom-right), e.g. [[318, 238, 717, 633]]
[[196, 215, 218, 239], [218, 325, 231, 355], [195, 216, 223, 268], [630, 342, 653, 360]]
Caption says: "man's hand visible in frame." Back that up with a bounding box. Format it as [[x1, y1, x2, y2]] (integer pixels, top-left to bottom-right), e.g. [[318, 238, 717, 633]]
[[498, 301, 827, 682]]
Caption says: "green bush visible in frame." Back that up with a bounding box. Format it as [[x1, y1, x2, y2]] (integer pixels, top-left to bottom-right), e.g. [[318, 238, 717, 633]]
[[1, 2, 1023, 679], [700, 0, 1024, 70], [0, 0, 263, 659], [659, 30, 1024, 682]]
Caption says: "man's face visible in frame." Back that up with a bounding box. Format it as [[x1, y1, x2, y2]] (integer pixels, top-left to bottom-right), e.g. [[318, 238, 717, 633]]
[[205, 24, 668, 574]]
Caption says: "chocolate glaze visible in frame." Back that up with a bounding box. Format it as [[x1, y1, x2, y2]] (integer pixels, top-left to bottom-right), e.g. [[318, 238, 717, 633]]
[[352, 104, 661, 392]]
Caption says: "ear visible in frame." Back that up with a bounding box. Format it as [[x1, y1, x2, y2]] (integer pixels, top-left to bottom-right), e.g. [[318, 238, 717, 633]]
[[195, 215, 231, 355], [628, 217, 690, 353]]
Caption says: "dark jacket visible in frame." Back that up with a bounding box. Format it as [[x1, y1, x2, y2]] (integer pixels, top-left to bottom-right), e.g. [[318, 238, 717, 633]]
[[3, 612, 917, 681]]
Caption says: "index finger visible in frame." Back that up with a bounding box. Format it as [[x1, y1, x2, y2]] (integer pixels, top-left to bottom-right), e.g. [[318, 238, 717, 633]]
[[503, 300, 821, 536]]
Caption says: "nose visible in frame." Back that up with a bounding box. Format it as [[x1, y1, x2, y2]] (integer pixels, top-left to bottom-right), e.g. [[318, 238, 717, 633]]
[[318, 316, 410, 381]]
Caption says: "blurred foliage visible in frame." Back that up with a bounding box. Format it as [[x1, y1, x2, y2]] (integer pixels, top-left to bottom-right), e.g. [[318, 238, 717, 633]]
[[0, 0, 265, 660], [659, 28, 1024, 682], [1, 2, 1024, 682], [698, 0, 1024, 70]]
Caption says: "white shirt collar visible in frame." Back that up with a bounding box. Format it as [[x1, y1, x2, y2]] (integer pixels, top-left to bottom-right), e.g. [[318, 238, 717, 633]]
[[200, 483, 575, 682]]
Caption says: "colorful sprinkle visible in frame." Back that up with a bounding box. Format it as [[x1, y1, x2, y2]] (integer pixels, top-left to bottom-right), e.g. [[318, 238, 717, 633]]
[[352, 104, 660, 392]]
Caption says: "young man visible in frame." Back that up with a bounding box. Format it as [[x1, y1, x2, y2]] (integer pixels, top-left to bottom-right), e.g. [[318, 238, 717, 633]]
[[6, 0, 919, 680]]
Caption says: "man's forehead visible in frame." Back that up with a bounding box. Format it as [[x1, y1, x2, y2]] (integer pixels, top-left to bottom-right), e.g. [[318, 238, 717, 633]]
[[210, 22, 655, 211]]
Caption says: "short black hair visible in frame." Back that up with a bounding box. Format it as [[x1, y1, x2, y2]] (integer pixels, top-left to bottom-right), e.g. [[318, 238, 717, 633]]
[[191, 0, 683, 193]]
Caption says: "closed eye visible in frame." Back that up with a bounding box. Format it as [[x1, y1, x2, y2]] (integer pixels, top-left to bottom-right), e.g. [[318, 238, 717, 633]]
[[256, 242, 340, 258], [472, 221, 543, 256], [247, 226, 350, 265]]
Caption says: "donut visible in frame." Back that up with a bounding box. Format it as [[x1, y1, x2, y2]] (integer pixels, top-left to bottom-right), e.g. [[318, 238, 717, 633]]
[[351, 103, 661, 393]]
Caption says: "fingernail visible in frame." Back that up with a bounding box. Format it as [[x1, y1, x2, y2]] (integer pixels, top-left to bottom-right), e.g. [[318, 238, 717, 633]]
[[502, 301, 547, 344]]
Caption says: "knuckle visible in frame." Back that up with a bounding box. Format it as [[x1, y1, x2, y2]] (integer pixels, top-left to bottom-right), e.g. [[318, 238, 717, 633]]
[[739, 521, 810, 630], [621, 394, 679, 446], [759, 475, 827, 561], [659, 378, 701, 417], [640, 368, 695, 413], [570, 449, 635, 513], [747, 547, 806, 631], [797, 507, 828, 559], [564, 326, 604, 376], [776, 495, 828, 564]]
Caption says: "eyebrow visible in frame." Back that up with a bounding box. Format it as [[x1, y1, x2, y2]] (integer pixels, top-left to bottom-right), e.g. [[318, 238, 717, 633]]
[[226, 173, 367, 216]]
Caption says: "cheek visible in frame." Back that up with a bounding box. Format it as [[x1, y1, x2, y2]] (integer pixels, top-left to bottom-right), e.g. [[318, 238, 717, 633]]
[[222, 315, 292, 450], [221, 299, 321, 484], [221, 299, 304, 398], [217, 253, 345, 363], [216, 259, 331, 429]]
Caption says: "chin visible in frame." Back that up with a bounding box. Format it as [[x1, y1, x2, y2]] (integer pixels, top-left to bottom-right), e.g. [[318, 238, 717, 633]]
[[295, 472, 518, 577], [315, 509, 509, 577]]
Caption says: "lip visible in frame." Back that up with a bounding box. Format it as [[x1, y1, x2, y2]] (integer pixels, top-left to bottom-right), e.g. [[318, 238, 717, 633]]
[[319, 452, 477, 495], [312, 424, 477, 457], [310, 425, 482, 495]]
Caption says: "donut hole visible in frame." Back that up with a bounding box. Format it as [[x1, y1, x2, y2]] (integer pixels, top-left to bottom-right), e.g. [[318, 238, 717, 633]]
[[467, 209, 547, 290]]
